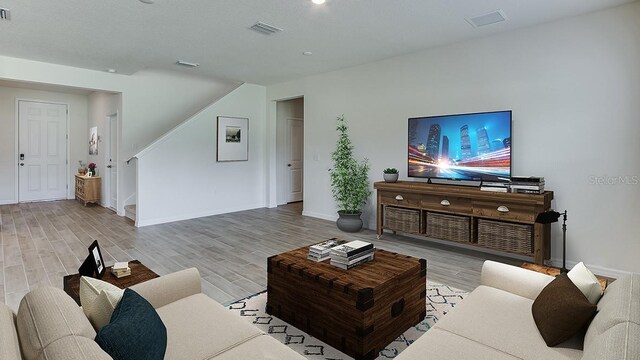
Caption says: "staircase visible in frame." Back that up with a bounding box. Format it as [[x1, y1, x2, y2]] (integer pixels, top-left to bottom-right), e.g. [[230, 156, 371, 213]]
[[124, 204, 136, 222]]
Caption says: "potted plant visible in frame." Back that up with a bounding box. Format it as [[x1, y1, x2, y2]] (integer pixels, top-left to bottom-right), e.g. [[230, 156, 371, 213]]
[[329, 115, 371, 232], [383, 168, 399, 183], [88, 162, 97, 176]]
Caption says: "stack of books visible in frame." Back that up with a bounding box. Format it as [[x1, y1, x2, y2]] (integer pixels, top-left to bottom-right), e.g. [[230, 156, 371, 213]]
[[111, 262, 131, 278], [307, 238, 346, 262], [330, 240, 375, 270], [480, 181, 510, 192], [510, 176, 545, 194]]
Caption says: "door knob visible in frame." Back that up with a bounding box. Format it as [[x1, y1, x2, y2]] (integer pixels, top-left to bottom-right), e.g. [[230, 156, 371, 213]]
[[287, 164, 292, 167], [107, 165, 112, 168], [19, 163, 24, 166]]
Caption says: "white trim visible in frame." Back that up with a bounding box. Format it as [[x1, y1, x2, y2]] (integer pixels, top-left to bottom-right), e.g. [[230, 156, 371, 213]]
[[284, 117, 303, 203], [301, 210, 338, 222], [0, 200, 17, 205], [103, 112, 118, 211], [547, 258, 631, 279], [136, 203, 265, 227], [15, 98, 70, 203], [133, 82, 243, 160]]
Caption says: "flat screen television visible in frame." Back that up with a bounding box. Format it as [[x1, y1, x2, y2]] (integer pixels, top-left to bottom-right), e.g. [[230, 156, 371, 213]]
[[408, 110, 512, 181]]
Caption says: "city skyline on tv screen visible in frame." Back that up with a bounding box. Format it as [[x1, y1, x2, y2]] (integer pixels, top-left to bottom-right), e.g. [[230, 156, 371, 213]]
[[408, 111, 511, 181]]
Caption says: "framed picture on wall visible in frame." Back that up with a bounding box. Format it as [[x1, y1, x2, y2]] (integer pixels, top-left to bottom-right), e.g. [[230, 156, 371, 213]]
[[217, 116, 248, 162], [89, 126, 98, 155]]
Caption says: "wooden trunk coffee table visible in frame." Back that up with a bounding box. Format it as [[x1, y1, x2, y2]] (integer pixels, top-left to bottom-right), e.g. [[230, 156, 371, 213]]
[[63, 260, 159, 306], [267, 247, 426, 360]]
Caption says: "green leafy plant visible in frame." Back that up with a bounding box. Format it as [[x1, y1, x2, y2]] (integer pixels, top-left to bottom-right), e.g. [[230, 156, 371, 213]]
[[383, 168, 399, 174], [329, 115, 371, 214]]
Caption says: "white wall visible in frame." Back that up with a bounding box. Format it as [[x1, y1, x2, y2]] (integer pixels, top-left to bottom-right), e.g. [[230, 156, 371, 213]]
[[276, 97, 304, 205], [0, 85, 88, 204], [88, 92, 122, 206], [135, 84, 267, 226], [267, 3, 640, 275], [0, 57, 239, 213]]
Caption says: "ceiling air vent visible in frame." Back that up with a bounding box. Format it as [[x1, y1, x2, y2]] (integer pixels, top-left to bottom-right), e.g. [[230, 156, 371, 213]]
[[250, 21, 283, 35], [466, 10, 507, 28], [0, 8, 10, 20]]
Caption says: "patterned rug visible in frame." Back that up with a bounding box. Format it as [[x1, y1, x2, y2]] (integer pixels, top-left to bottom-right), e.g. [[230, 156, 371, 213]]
[[227, 281, 467, 359]]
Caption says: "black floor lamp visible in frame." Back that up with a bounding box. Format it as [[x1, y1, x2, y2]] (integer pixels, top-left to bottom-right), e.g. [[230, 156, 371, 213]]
[[535, 210, 568, 273]]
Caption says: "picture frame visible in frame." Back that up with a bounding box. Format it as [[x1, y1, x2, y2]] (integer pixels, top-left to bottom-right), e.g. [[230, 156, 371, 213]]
[[217, 116, 248, 162], [89, 126, 98, 155], [88, 240, 106, 279]]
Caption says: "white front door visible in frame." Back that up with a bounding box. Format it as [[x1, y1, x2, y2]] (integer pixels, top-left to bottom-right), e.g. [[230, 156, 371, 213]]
[[107, 114, 118, 210], [285, 118, 303, 203], [18, 101, 68, 202]]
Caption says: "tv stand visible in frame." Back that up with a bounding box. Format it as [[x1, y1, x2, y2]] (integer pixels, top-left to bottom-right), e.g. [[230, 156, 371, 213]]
[[374, 181, 554, 264]]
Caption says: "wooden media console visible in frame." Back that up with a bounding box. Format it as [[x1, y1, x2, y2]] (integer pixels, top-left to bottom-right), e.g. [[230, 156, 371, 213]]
[[374, 181, 554, 264]]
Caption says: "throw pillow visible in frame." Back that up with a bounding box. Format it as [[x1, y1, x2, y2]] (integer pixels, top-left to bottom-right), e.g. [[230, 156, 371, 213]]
[[568, 262, 602, 304], [95, 288, 167, 360], [532, 274, 597, 347], [79, 276, 125, 330]]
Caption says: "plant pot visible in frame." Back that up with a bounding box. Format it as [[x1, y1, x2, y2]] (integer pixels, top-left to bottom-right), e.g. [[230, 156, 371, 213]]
[[336, 211, 364, 232], [383, 173, 399, 183]]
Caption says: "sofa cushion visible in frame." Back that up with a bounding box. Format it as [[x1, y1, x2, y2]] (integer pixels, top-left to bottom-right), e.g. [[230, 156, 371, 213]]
[[568, 262, 602, 305], [95, 289, 167, 360], [395, 327, 520, 360], [156, 293, 263, 360], [35, 336, 112, 360], [0, 303, 22, 360], [584, 274, 640, 349], [211, 334, 306, 360], [79, 276, 124, 331], [582, 321, 640, 360], [433, 285, 583, 360], [16, 287, 98, 360], [532, 274, 597, 346]]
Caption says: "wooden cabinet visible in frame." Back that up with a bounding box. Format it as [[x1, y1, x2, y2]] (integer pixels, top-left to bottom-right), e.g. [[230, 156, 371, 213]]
[[75, 175, 101, 206], [374, 181, 554, 264]]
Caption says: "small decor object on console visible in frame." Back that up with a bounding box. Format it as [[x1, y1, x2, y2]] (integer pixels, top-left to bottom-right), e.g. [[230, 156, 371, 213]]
[[329, 115, 371, 232], [330, 240, 375, 269], [510, 176, 545, 194], [88, 162, 96, 176], [383, 168, 399, 183], [307, 238, 346, 262]]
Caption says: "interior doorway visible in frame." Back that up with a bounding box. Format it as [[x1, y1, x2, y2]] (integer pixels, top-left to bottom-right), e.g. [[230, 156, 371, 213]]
[[17, 100, 69, 202], [276, 97, 304, 207], [104, 113, 118, 210]]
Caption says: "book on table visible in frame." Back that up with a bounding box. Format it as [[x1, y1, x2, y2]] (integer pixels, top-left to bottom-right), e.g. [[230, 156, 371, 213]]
[[331, 253, 375, 270], [307, 238, 347, 262], [330, 248, 375, 265], [330, 240, 374, 257]]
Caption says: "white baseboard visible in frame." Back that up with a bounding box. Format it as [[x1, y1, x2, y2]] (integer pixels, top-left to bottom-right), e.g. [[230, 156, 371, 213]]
[[0, 199, 17, 205], [548, 258, 631, 279], [136, 203, 266, 227], [302, 210, 338, 222]]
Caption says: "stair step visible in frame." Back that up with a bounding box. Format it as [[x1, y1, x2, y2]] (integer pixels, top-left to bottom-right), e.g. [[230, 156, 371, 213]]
[[124, 205, 136, 221]]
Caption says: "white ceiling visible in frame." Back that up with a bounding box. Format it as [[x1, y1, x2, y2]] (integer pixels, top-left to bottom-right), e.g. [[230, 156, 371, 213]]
[[0, 0, 635, 85]]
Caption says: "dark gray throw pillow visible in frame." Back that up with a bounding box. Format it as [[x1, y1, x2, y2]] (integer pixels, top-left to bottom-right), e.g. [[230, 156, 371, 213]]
[[532, 273, 597, 347], [95, 288, 167, 360]]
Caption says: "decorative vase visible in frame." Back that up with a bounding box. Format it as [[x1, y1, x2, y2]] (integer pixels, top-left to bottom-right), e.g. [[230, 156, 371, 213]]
[[383, 173, 399, 183], [336, 211, 364, 232], [89, 168, 96, 176]]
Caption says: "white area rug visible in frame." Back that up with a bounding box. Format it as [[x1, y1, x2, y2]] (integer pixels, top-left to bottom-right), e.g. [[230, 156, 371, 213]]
[[228, 281, 467, 359]]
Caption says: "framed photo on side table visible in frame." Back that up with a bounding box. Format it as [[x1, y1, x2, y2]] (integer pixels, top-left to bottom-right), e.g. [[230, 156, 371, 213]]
[[79, 240, 106, 279], [217, 116, 249, 162]]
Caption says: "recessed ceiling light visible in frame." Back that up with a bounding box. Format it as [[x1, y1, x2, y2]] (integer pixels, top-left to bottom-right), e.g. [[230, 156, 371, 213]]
[[139, 0, 155, 4], [106, 69, 117, 73], [302, 51, 313, 56], [176, 60, 200, 68], [312, 0, 325, 4]]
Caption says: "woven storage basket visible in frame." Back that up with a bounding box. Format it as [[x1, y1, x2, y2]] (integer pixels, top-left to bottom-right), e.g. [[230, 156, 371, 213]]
[[477, 219, 533, 255], [383, 207, 421, 233], [425, 212, 470, 243]]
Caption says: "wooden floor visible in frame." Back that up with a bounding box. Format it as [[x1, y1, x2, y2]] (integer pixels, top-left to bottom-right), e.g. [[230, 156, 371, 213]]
[[0, 200, 521, 312]]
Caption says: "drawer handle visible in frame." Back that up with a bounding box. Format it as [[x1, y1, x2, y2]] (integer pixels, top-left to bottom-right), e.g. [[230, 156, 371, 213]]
[[497, 205, 510, 213], [395, 195, 404, 201], [440, 199, 450, 206], [391, 298, 405, 318]]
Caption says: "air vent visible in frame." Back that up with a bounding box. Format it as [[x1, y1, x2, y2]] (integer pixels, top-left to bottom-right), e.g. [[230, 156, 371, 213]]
[[466, 10, 507, 28], [250, 21, 283, 35], [0, 8, 10, 20], [176, 60, 199, 68]]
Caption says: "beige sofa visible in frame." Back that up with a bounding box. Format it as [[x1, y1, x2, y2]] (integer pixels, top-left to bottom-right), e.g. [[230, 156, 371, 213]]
[[0, 268, 305, 360], [397, 261, 640, 360]]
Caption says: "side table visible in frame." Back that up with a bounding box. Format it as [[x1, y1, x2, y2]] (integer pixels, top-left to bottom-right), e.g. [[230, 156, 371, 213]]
[[63, 260, 159, 306], [521, 262, 608, 293]]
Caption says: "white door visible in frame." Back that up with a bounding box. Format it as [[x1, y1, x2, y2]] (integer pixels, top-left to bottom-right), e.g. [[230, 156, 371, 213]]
[[105, 114, 118, 210], [285, 118, 303, 203], [18, 101, 68, 202]]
